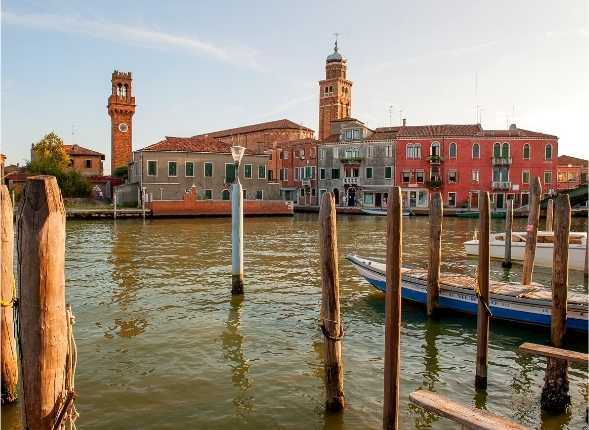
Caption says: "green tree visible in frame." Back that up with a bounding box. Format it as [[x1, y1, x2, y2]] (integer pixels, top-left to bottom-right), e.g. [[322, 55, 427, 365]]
[[31, 132, 70, 170]]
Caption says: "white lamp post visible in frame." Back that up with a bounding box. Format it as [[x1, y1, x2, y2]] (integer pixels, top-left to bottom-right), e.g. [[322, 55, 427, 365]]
[[231, 145, 246, 294]]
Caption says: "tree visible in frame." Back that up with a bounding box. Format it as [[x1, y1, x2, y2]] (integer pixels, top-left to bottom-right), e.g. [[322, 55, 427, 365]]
[[31, 132, 70, 170], [113, 165, 128, 178]]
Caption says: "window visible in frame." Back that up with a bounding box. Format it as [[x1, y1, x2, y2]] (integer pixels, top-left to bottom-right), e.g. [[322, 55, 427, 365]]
[[415, 171, 424, 183], [448, 192, 457, 207], [430, 142, 440, 156], [449, 142, 457, 159], [320, 168, 326, 180], [333, 147, 339, 159], [501, 143, 510, 158], [85, 159, 92, 168], [353, 129, 362, 140], [185, 161, 194, 177], [385, 166, 393, 179], [365, 167, 373, 179], [258, 165, 267, 179], [448, 170, 457, 184], [203, 189, 212, 200], [268, 170, 273, 181], [147, 160, 157, 176], [243, 190, 247, 199], [204, 162, 213, 177], [256, 190, 263, 200], [168, 161, 177, 177], [300, 188, 305, 197], [367, 146, 374, 158], [472, 169, 480, 183], [280, 168, 288, 181], [319, 189, 327, 200], [319, 149, 325, 160], [364, 193, 374, 206], [244, 164, 252, 178], [402, 171, 411, 182], [544, 171, 552, 184], [406, 144, 421, 159], [472, 143, 480, 159], [225, 164, 236, 183], [222, 189, 230, 200], [283, 150, 289, 160], [493, 143, 501, 158], [523, 144, 530, 160], [545, 144, 553, 160], [344, 130, 353, 140], [521, 192, 529, 206], [522, 170, 530, 184], [385, 145, 393, 157], [299, 149, 305, 158], [331, 168, 340, 179], [305, 166, 313, 179]]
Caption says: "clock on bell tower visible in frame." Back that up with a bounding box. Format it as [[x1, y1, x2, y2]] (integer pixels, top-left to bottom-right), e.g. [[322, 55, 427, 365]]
[[107, 70, 136, 174]]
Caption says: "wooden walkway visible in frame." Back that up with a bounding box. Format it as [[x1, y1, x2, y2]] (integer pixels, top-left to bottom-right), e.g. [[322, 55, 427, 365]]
[[66, 208, 150, 219]]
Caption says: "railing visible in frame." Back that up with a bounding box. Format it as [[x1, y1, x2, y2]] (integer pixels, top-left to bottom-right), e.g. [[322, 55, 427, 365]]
[[492, 181, 511, 190], [426, 179, 442, 189], [427, 155, 443, 164], [301, 179, 311, 187], [343, 177, 359, 185], [492, 157, 512, 165], [340, 155, 364, 164]]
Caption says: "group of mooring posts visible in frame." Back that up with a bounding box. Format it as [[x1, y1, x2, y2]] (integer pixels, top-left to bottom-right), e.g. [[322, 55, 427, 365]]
[[1, 177, 78, 429], [316, 176, 582, 428]]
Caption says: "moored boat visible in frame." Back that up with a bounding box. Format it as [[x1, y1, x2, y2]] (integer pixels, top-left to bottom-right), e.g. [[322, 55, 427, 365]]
[[362, 207, 413, 216], [456, 210, 505, 219], [347, 254, 588, 332], [463, 231, 587, 271]]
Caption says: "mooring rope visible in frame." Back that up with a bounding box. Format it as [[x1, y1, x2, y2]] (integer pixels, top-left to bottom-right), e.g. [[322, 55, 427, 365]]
[[473, 267, 493, 317], [0, 279, 17, 307], [320, 318, 344, 341]]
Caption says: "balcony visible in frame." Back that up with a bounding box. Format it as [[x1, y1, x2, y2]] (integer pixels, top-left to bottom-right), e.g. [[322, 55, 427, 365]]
[[492, 181, 511, 190], [426, 179, 442, 190], [343, 177, 359, 185], [340, 154, 364, 164], [492, 157, 512, 166], [427, 155, 443, 164], [301, 179, 311, 187]]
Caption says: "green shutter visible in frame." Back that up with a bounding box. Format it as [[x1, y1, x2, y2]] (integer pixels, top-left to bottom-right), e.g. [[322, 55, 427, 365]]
[[186, 162, 194, 176], [385, 166, 392, 179], [204, 162, 213, 177], [225, 164, 236, 183], [148, 161, 157, 176], [168, 161, 177, 176], [244, 164, 252, 178]]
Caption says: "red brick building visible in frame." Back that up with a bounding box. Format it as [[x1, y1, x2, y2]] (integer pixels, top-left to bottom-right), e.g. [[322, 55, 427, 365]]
[[64, 144, 105, 176], [108, 70, 136, 173], [395, 123, 558, 210], [557, 155, 588, 190]]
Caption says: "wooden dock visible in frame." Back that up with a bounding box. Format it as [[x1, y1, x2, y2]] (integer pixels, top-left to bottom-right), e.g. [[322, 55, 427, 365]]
[[66, 208, 151, 219]]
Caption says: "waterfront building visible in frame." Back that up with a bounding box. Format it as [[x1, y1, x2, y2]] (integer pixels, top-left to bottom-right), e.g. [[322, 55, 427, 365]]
[[129, 135, 280, 201], [557, 155, 588, 190], [63, 144, 105, 176], [108, 70, 136, 174], [318, 118, 397, 208]]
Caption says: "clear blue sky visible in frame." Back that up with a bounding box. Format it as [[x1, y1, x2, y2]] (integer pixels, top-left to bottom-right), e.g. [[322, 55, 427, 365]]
[[2, 0, 587, 172]]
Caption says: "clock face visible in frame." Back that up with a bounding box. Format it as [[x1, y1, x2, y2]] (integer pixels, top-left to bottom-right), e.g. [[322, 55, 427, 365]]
[[118, 123, 129, 133]]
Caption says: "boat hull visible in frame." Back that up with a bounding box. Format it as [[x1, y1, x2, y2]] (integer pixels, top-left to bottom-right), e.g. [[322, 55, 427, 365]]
[[347, 255, 588, 333]]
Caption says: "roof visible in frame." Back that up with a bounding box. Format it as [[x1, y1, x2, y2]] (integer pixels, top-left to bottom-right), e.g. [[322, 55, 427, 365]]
[[193, 119, 313, 138], [558, 155, 588, 168], [331, 117, 364, 124], [397, 124, 483, 138], [476, 128, 557, 139], [270, 138, 320, 148], [140, 136, 265, 155], [370, 127, 400, 140], [64, 145, 105, 160]]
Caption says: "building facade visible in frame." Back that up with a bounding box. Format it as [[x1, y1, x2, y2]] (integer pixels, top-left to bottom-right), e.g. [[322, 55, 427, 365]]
[[318, 118, 396, 207], [557, 155, 588, 190], [64, 144, 105, 176], [130, 136, 280, 201], [108, 70, 136, 173]]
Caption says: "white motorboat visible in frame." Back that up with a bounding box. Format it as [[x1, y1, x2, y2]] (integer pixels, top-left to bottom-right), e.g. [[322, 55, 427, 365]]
[[463, 231, 587, 271]]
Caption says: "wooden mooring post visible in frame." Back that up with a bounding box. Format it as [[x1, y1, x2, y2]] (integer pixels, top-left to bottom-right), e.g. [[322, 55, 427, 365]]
[[502, 199, 513, 268], [545, 198, 553, 232], [113, 191, 118, 220], [1, 185, 18, 403], [384, 186, 402, 430], [475, 192, 490, 389], [319, 192, 344, 412], [427, 192, 442, 316], [17, 176, 68, 429], [541, 193, 571, 413], [522, 176, 541, 285]]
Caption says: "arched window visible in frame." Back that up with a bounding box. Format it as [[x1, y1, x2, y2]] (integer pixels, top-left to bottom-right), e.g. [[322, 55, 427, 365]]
[[430, 142, 440, 157], [493, 142, 501, 158], [329, 85, 334, 93], [222, 189, 230, 200], [324, 86, 329, 95], [116, 83, 122, 96], [545, 144, 553, 160], [472, 143, 480, 159], [501, 142, 509, 158], [122, 84, 128, 97], [523, 144, 530, 160], [449, 142, 457, 159]]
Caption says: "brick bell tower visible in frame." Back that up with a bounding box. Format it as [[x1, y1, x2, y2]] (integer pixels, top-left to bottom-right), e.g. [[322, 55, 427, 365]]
[[319, 36, 352, 141], [108, 70, 136, 173]]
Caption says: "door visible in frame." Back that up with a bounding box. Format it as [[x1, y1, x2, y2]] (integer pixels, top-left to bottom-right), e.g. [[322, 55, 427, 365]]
[[496, 193, 505, 209], [470, 192, 479, 209], [409, 191, 417, 208], [348, 187, 356, 206], [375, 193, 382, 208]]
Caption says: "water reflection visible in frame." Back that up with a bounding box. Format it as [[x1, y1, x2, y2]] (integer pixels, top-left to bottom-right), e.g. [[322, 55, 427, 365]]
[[222, 295, 253, 418]]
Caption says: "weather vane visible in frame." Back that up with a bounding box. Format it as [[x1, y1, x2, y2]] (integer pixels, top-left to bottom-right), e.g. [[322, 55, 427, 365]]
[[333, 32, 340, 51]]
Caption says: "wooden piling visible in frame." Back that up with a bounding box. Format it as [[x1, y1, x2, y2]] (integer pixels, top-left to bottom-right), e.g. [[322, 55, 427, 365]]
[[384, 186, 402, 430], [427, 192, 442, 316], [113, 192, 118, 219], [17, 176, 68, 429], [1, 185, 18, 403], [502, 199, 513, 268], [545, 198, 553, 232], [475, 192, 490, 389], [319, 192, 344, 412], [522, 176, 541, 285], [541, 193, 571, 413]]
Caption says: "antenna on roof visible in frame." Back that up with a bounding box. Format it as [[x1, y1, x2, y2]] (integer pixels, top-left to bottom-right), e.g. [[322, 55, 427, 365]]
[[398, 109, 403, 126], [388, 105, 393, 127]]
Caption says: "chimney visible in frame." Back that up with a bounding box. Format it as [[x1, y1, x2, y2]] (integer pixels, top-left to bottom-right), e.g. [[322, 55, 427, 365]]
[[509, 123, 517, 130], [402, 118, 407, 127]]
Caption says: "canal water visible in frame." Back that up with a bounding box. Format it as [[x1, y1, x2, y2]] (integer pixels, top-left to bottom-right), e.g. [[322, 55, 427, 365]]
[[2, 214, 588, 429]]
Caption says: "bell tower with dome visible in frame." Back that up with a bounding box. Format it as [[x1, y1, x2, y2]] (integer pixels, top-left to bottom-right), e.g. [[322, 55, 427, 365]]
[[108, 70, 136, 174], [318, 36, 352, 141]]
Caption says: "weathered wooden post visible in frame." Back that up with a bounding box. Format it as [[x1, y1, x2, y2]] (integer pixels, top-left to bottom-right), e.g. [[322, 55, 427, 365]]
[[142, 188, 146, 220], [231, 146, 246, 295], [545, 198, 554, 232], [384, 186, 402, 430], [502, 199, 513, 268], [1, 185, 18, 403], [541, 193, 571, 413], [17, 176, 68, 429], [319, 192, 344, 412], [113, 191, 118, 219], [427, 192, 442, 316], [475, 191, 490, 389], [522, 176, 541, 285]]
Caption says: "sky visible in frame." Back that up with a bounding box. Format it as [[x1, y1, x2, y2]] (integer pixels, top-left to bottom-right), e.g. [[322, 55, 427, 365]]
[[2, 0, 588, 173]]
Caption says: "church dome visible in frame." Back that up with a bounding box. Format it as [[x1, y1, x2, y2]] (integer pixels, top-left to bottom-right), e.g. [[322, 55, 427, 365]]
[[326, 40, 344, 63]]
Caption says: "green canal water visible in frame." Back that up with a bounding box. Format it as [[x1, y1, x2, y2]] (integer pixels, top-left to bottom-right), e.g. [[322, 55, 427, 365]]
[[2, 214, 588, 429]]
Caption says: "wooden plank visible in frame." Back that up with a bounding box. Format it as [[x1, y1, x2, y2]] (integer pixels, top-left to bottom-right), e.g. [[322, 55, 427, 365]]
[[409, 390, 528, 430], [519, 342, 588, 364]]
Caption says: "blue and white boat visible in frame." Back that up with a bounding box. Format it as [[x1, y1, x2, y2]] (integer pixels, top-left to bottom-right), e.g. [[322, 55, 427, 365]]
[[347, 254, 588, 333]]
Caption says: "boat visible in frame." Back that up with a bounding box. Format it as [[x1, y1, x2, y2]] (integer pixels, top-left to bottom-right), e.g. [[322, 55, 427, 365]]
[[362, 208, 413, 216], [464, 231, 587, 271], [456, 211, 505, 219], [347, 254, 588, 332]]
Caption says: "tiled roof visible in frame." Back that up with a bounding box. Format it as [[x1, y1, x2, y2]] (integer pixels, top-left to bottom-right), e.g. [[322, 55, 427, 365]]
[[558, 155, 588, 167], [270, 138, 320, 148], [193, 119, 313, 138], [64, 144, 105, 159], [331, 117, 364, 124], [322, 133, 342, 143], [369, 127, 400, 140], [141, 136, 234, 153], [397, 124, 482, 137], [476, 128, 557, 139]]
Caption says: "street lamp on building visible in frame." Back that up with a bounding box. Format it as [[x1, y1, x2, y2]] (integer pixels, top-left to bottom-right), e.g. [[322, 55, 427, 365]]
[[231, 145, 246, 294]]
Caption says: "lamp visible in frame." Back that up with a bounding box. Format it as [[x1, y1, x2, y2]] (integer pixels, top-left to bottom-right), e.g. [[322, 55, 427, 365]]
[[231, 145, 246, 167]]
